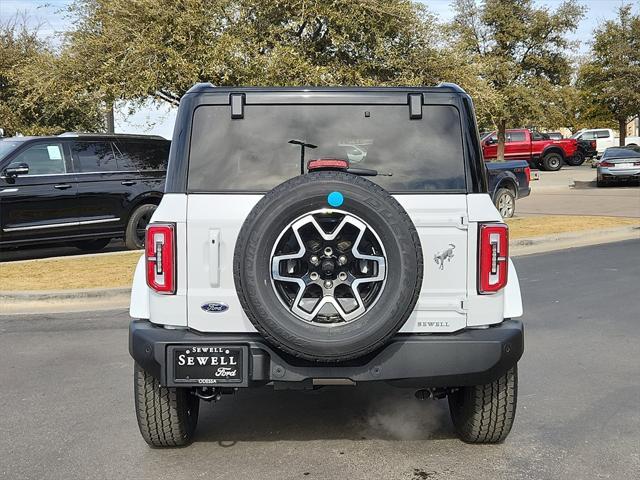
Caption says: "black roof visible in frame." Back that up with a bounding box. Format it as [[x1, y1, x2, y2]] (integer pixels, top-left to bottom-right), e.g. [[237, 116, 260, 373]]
[[185, 82, 467, 95], [1, 133, 167, 142]]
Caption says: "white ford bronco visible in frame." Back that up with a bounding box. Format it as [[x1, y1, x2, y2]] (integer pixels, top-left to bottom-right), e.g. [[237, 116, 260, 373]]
[[129, 84, 524, 447]]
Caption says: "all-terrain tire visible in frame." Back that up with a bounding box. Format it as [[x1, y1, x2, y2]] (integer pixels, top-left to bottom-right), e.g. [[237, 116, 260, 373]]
[[233, 171, 423, 362], [134, 363, 199, 448], [448, 365, 518, 444], [125, 204, 156, 250], [541, 153, 563, 171]]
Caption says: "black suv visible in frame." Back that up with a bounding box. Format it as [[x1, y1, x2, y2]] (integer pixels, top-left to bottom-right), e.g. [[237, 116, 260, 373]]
[[0, 133, 169, 251]]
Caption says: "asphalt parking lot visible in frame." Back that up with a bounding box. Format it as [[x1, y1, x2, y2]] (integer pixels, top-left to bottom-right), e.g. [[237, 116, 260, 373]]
[[1, 239, 639, 480], [518, 164, 640, 217]]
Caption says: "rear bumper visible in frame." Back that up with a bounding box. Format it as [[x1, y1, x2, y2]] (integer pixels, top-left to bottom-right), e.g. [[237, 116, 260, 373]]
[[598, 168, 640, 180], [130, 319, 524, 388]]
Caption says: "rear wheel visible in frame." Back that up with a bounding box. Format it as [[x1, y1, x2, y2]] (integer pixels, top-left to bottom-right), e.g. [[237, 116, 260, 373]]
[[448, 365, 518, 444], [74, 238, 110, 252], [541, 153, 562, 171], [494, 188, 516, 218], [125, 204, 156, 250], [134, 363, 199, 448], [565, 151, 585, 166]]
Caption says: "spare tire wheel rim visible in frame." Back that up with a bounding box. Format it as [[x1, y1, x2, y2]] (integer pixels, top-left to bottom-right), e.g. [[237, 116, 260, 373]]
[[270, 208, 387, 325]]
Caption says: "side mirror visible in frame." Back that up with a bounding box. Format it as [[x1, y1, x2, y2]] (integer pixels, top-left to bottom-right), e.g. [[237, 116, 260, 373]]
[[485, 138, 496, 146], [3, 162, 29, 177]]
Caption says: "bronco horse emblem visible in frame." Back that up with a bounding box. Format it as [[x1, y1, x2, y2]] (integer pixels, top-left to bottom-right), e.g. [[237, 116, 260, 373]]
[[434, 244, 456, 270]]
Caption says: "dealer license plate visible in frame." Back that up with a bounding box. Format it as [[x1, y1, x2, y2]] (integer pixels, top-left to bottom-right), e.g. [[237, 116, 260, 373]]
[[172, 345, 244, 385]]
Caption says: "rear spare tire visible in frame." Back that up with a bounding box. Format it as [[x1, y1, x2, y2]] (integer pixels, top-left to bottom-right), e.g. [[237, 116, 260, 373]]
[[233, 171, 423, 362]]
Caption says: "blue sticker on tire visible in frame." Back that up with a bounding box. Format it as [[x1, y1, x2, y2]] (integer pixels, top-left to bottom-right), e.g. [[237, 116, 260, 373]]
[[327, 191, 344, 207]]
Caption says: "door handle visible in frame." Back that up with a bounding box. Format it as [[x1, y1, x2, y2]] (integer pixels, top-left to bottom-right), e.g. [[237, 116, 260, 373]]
[[121, 180, 137, 186], [53, 184, 72, 190]]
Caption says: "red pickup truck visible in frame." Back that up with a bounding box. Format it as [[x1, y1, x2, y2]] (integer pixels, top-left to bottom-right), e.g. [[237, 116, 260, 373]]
[[482, 129, 578, 171]]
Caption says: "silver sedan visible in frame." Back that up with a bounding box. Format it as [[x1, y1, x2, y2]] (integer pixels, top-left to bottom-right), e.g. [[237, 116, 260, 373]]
[[597, 146, 640, 187]]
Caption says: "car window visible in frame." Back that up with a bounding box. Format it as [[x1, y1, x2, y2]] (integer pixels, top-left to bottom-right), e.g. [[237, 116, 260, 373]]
[[576, 131, 596, 140], [8, 143, 66, 175], [0, 140, 22, 162], [189, 104, 467, 193], [596, 130, 610, 139], [602, 147, 640, 159], [114, 140, 170, 171], [72, 141, 117, 172], [507, 131, 526, 142]]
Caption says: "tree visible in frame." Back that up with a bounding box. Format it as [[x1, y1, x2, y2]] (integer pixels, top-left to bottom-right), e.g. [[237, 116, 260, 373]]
[[450, 0, 583, 160], [62, 0, 448, 107], [578, 4, 640, 145], [0, 16, 103, 136]]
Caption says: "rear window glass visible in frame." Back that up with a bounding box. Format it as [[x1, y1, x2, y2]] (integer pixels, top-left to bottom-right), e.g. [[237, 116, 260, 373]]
[[114, 140, 170, 171], [188, 105, 466, 193], [602, 147, 640, 159]]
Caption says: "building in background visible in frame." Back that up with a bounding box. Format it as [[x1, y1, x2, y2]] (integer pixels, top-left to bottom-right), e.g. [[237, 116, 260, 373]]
[[627, 117, 640, 137]]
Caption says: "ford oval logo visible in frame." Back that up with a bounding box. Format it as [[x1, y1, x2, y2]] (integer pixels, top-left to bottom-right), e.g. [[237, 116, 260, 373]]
[[201, 302, 229, 313]]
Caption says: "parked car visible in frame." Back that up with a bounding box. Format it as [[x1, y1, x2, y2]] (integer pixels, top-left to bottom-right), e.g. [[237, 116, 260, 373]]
[[571, 128, 640, 157], [0, 133, 169, 251], [482, 129, 578, 171], [485, 160, 531, 217], [129, 83, 524, 447], [596, 146, 640, 187]]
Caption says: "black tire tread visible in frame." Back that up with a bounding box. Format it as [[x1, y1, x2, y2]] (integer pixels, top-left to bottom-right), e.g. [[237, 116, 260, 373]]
[[133, 364, 198, 448], [541, 153, 563, 171], [125, 204, 156, 250], [448, 366, 517, 443]]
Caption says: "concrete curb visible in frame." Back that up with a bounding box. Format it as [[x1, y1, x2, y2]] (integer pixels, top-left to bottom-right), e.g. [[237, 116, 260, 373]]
[[511, 225, 639, 256], [0, 287, 131, 302], [1, 227, 638, 314]]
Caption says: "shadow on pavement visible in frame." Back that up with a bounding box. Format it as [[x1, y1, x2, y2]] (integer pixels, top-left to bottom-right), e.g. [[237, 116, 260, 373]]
[[194, 383, 455, 444], [571, 180, 597, 189], [0, 239, 128, 262]]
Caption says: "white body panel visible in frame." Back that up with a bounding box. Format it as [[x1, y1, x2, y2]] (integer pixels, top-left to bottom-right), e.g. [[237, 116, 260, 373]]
[[186, 195, 260, 333], [147, 194, 188, 327], [129, 255, 149, 319], [131, 191, 523, 330], [574, 128, 640, 155]]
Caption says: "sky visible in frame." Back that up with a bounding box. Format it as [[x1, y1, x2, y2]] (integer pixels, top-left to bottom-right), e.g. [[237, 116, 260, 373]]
[[0, 0, 634, 138]]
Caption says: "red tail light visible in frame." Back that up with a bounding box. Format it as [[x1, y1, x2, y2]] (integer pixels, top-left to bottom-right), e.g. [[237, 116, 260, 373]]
[[146, 223, 176, 294], [598, 161, 613, 167], [478, 223, 509, 294], [524, 166, 531, 184], [590, 140, 596, 149]]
